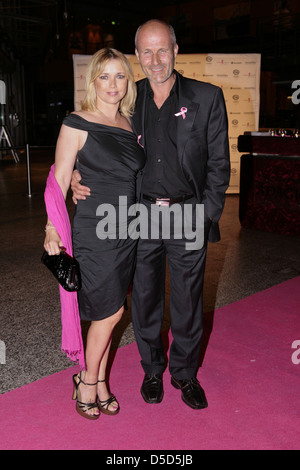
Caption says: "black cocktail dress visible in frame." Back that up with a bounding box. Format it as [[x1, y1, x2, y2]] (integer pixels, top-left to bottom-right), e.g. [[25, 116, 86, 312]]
[[63, 113, 145, 321]]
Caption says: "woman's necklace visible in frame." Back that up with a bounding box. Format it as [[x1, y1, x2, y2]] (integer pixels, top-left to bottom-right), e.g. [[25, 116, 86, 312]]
[[96, 108, 121, 125]]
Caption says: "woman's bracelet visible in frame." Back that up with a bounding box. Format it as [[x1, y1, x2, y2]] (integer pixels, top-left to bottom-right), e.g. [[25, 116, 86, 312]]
[[45, 223, 56, 232]]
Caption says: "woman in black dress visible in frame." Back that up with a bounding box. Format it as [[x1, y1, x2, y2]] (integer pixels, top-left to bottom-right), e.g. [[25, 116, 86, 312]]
[[44, 48, 145, 420]]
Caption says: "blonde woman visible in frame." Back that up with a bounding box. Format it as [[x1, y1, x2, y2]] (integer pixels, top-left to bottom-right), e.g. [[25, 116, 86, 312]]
[[44, 48, 145, 420]]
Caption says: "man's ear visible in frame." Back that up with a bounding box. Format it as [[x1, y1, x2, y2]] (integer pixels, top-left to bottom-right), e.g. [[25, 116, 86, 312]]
[[174, 43, 179, 58]]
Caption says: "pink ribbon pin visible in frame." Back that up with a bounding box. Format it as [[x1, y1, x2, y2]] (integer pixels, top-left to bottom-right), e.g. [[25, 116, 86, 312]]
[[137, 135, 144, 148], [175, 107, 188, 119]]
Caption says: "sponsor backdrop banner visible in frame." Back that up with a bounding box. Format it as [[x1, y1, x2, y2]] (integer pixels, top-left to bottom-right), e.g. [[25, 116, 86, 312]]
[[73, 53, 261, 193]]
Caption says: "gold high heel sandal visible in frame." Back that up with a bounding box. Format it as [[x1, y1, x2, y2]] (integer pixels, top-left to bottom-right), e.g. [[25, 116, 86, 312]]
[[72, 372, 100, 420], [97, 379, 120, 415]]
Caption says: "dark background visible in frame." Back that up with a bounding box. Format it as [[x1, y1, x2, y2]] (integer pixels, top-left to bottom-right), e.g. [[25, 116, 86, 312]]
[[1, 0, 299, 146]]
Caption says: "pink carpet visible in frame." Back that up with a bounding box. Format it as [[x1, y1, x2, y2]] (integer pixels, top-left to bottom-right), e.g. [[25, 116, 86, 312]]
[[1, 277, 300, 450]]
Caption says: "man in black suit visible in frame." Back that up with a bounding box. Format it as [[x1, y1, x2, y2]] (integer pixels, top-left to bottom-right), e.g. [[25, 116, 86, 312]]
[[72, 20, 230, 410]]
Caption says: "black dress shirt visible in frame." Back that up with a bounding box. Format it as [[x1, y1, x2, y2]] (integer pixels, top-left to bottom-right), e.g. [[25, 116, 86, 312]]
[[141, 77, 192, 198]]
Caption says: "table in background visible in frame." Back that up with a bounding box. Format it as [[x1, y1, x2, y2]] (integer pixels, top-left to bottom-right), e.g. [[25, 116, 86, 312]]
[[238, 134, 300, 237]]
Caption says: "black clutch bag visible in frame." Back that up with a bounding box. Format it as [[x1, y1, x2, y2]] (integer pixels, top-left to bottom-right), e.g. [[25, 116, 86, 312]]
[[41, 248, 81, 292]]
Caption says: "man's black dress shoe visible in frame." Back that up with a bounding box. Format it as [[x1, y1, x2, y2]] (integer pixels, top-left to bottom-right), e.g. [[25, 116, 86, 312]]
[[141, 374, 164, 404], [171, 377, 208, 410]]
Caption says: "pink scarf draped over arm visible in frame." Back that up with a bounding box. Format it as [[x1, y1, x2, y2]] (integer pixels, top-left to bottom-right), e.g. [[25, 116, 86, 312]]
[[44, 164, 85, 369]]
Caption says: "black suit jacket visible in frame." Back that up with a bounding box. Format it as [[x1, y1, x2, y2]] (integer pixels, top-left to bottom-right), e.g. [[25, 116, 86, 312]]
[[132, 70, 230, 242]]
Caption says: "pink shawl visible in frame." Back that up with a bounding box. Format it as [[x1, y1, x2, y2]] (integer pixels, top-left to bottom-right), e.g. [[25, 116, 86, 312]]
[[44, 164, 85, 369]]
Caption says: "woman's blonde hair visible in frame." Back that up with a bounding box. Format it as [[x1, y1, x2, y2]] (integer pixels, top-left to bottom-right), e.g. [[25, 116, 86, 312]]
[[81, 48, 136, 117]]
